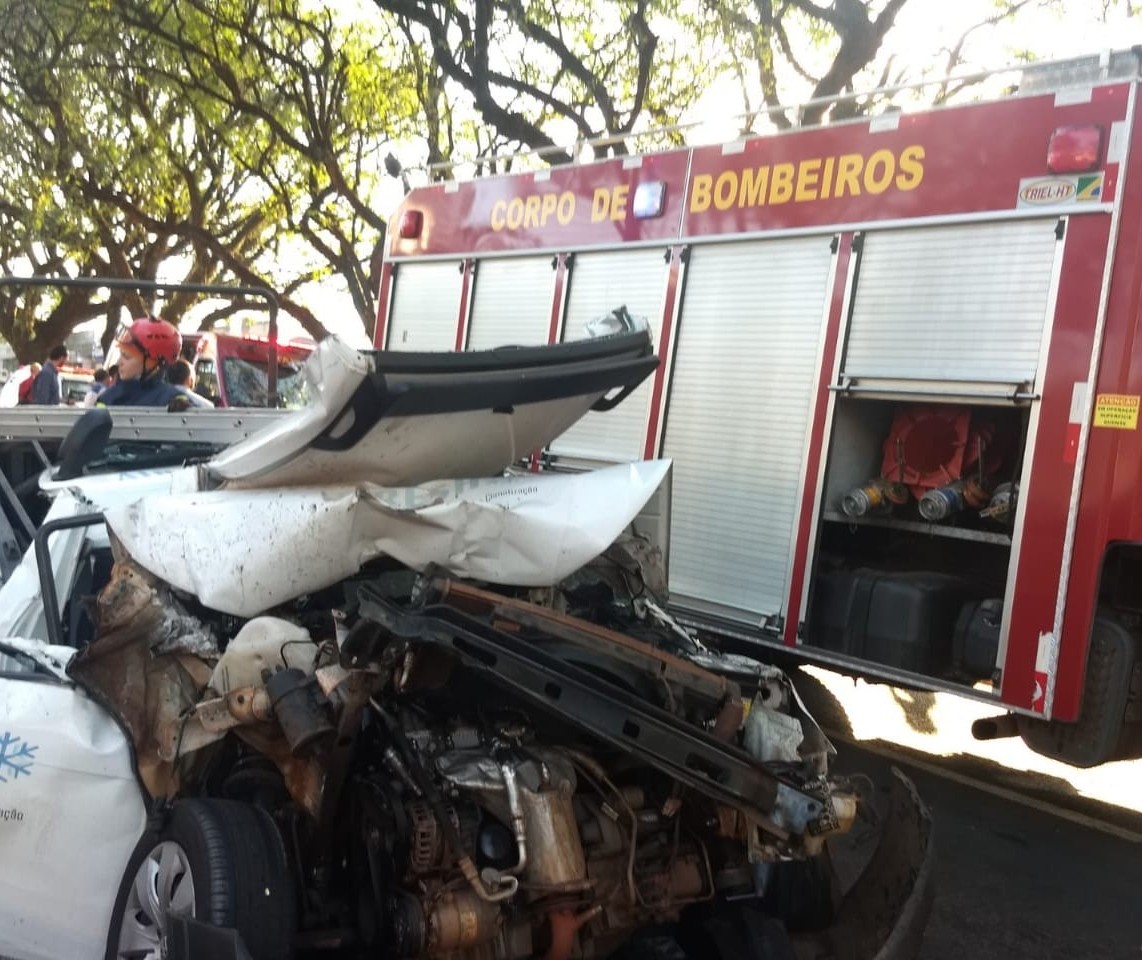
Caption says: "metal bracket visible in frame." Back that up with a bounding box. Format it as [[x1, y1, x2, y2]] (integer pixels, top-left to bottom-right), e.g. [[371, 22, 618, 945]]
[[355, 586, 826, 832], [826, 377, 1039, 403], [0, 407, 287, 444]]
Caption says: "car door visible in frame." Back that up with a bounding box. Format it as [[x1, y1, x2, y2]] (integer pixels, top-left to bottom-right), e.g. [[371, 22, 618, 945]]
[[0, 506, 146, 960]]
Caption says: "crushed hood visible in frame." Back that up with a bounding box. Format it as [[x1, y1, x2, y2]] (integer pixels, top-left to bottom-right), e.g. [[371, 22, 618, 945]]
[[105, 461, 672, 618]]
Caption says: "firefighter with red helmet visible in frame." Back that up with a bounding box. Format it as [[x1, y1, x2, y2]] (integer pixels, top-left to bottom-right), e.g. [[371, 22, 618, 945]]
[[98, 317, 185, 408]]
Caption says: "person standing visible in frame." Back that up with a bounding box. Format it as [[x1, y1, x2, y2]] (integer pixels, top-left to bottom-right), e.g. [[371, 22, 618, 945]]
[[83, 368, 110, 407], [98, 318, 183, 408], [166, 359, 214, 408], [30, 345, 67, 405], [15, 363, 41, 405]]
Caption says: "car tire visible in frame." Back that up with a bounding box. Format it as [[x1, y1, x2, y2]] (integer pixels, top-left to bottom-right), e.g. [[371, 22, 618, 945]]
[[105, 798, 295, 960]]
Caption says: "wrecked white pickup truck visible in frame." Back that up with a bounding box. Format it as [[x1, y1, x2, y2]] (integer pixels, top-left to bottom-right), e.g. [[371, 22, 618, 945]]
[[0, 319, 932, 960]]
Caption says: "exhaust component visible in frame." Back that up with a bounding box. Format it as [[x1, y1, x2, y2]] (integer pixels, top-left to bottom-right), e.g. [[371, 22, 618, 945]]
[[500, 762, 530, 879], [517, 776, 588, 892], [971, 714, 1019, 740]]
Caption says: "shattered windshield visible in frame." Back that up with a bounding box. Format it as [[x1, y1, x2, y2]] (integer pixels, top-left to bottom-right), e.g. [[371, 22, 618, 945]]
[[86, 440, 225, 473], [221, 357, 310, 408]]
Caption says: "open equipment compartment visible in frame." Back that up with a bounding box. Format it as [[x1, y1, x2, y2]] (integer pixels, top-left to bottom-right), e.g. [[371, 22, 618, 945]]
[[800, 215, 1062, 690], [807, 392, 1032, 688]]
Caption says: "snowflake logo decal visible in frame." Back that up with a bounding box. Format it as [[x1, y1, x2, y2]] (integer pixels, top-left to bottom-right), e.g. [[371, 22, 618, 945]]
[[0, 731, 37, 782]]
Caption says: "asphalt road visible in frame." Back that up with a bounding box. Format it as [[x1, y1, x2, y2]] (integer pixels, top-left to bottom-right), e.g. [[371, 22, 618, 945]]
[[835, 742, 1142, 960], [790, 662, 1142, 960]]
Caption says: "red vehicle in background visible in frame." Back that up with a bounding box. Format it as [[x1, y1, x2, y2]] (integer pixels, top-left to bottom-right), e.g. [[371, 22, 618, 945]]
[[182, 332, 314, 408]]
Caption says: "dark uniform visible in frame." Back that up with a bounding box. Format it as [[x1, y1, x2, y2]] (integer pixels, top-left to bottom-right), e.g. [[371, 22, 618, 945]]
[[98, 373, 182, 408]]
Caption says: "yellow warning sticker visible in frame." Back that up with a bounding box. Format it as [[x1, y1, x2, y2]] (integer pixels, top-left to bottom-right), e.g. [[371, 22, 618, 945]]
[[1093, 393, 1140, 430]]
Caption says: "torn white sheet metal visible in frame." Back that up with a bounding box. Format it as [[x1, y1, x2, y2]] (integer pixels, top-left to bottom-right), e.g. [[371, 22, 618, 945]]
[[205, 337, 370, 486], [107, 460, 672, 618], [0, 678, 145, 960], [38, 462, 200, 505]]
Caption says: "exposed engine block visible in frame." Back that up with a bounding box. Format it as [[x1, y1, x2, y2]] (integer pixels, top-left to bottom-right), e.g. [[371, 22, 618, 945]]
[[370, 715, 724, 960]]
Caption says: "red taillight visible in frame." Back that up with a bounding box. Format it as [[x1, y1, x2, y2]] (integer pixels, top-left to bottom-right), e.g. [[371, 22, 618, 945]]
[[1047, 125, 1102, 173], [398, 209, 423, 239]]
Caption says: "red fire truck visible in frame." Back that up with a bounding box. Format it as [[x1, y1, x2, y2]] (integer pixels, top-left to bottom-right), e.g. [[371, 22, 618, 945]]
[[375, 51, 1142, 768]]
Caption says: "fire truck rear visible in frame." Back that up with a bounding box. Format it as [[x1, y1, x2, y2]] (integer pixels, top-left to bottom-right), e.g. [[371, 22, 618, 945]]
[[376, 50, 1142, 768]]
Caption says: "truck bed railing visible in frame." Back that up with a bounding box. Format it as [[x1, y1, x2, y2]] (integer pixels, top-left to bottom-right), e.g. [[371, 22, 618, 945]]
[[0, 407, 287, 445]]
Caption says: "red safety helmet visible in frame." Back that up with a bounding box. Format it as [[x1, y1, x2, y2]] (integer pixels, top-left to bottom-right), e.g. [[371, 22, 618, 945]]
[[118, 317, 182, 368]]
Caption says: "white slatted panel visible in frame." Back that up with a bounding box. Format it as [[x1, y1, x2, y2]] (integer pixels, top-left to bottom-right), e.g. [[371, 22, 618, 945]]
[[468, 257, 555, 349], [387, 261, 464, 351], [550, 248, 669, 461], [843, 219, 1060, 382], [662, 236, 835, 619]]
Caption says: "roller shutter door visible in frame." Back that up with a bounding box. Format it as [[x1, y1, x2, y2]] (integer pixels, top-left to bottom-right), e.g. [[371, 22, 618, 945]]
[[842, 219, 1061, 383], [549, 248, 669, 461], [467, 257, 555, 350], [386, 261, 464, 351], [662, 236, 835, 620]]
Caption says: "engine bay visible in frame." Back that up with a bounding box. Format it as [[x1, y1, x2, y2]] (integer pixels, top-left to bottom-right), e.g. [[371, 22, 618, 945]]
[[64, 542, 922, 960]]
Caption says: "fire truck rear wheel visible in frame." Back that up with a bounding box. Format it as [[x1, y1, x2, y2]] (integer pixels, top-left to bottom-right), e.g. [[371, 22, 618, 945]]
[[1018, 615, 1142, 768]]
